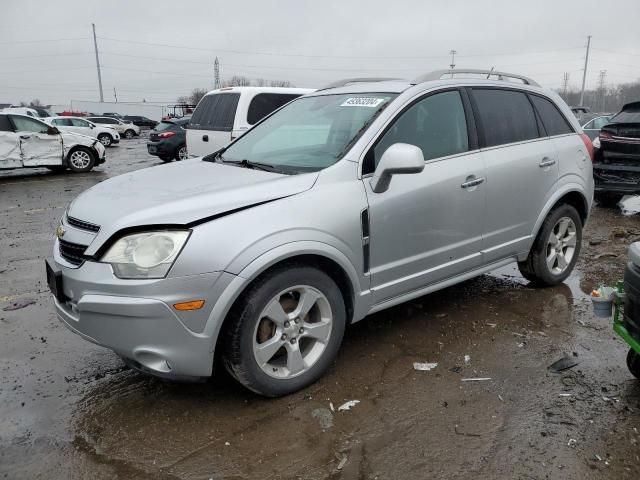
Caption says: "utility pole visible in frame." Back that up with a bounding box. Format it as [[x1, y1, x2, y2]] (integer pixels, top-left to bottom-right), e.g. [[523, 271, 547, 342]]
[[92, 23, 104, 103], [214, 57, 220, 89], [113, 87, 118, 103], [597, 70, 607, 112], [562, 72, 570, 99], [579, 35, 591, 107]]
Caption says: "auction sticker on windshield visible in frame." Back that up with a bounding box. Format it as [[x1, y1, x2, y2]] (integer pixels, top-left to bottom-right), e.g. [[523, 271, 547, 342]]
[[340, 97, 386, 107]]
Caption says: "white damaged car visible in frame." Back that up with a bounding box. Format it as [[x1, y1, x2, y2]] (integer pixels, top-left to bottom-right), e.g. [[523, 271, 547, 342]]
[[0, 113, 105, 173]]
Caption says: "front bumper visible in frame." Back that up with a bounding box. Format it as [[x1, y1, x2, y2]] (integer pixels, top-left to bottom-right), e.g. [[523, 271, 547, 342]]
[[48, 254, 236, 379]]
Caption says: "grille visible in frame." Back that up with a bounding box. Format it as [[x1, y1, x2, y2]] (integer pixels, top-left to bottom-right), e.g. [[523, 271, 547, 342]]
[[59, 239, 89, 266], [67, 216, 100, 233]]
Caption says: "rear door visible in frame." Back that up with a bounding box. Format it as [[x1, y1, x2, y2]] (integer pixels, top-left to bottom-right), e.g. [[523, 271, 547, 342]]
[[470, 88, 557, 262], [186, 92, 240, 156], [11, 115, 63, 167], [0, 115, 21, 168], [70, 117, 97, 138]]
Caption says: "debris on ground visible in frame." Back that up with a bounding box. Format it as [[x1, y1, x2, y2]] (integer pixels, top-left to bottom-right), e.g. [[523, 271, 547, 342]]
[[336, 454, 348, 470], [454, 424, 482, 437], [619, 195, 640, 216], [464, 355, 471, 364], [461, 377, 491, 382], [548, 356, 579, 373], [413, 362, 438, 371], [337, 400, 360, 411], [311, 408, 334, 429], [3, 298, 36, 311]]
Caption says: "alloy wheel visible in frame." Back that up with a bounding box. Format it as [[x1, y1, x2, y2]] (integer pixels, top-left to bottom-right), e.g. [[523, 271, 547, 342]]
[[252, 285, 332, 379], [546, 217, 577, 275], [178, 146, 188, 160], [69, 150, 91, 170]]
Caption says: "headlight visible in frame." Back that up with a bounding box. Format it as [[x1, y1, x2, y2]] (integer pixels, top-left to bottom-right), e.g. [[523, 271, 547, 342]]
[[101, 230, 190, 279]]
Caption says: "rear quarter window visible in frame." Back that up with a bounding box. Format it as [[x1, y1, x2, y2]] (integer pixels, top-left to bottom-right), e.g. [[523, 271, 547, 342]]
[[247, 93, 301, 125], [0, 115, 13, 132], [530, 95, 574, 136], [189, 93, 240, 131], [472, 88, 540, 148]]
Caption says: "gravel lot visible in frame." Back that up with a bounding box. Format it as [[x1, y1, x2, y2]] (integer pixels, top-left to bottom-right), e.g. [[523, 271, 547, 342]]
[[1, 137, 639, 479]]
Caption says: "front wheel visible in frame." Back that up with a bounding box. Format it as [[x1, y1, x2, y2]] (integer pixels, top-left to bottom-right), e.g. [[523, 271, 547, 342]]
[[124, 129, 135, 139], [628, 349, 640, 379], [97, 133, 112, 147], [67, 147, 96, 173], [518, 204, 582, 286], [223, 265, 346, 397]]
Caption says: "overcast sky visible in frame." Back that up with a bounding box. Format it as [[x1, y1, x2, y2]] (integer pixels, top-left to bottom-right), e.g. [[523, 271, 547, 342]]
[[1, 0, 639, 105]]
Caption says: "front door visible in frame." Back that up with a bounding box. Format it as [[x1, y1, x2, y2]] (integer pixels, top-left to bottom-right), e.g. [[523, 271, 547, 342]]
[[11, 115, 63, 167], [364, 90, 486, 304], [0, 115, 21, 168]]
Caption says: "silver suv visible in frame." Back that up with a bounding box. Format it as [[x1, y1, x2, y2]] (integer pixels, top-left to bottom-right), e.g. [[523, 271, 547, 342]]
[[47, 69, 594, 396]]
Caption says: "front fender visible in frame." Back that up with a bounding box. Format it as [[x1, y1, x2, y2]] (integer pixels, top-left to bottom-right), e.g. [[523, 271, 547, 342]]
[[203, 240, 370, 351]]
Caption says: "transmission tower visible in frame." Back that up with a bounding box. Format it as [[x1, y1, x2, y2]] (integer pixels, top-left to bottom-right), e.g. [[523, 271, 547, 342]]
[[597, 70, 607, 112], [214, 57, 220, 89], [562, 72, 570, 99]]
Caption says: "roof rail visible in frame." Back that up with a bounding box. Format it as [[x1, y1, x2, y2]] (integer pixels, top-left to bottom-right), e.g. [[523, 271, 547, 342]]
[[317, 77, 401, 91], [412, 69, 540, 87]]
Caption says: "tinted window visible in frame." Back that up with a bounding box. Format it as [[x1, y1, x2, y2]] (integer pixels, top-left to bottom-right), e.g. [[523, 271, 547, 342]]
[[610, 109, 640, 123], [530, 95, 573, 136], [155, 121, 176, 132], [472, 89, 539, 147], [11, 116, 49, 134], [91, 117, 116, 124], [0, 115, 12, 132], [592, 117, 611, 129], [370, 90, 469, 170], [189, 93, 240, 131], [52, 118, 73, 126], [247, 93, 301, 125]]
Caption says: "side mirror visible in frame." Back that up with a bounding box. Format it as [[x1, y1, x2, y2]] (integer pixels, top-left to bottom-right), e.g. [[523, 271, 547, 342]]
[[370, 143, 425, 193], [47, 126, 59, 135]]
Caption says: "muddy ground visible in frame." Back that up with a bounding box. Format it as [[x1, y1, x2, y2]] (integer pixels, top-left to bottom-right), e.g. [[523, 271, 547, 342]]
[[0, 138, 639, 479]]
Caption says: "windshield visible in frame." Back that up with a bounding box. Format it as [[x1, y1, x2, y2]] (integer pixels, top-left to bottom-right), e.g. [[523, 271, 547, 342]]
[[155, 121, 176, 131], [611, 110, 640, 124], [221, 93, 397, 174]]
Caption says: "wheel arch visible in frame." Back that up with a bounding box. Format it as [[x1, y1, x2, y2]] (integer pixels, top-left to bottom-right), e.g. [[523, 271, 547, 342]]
[[209, 245, 362, 362]]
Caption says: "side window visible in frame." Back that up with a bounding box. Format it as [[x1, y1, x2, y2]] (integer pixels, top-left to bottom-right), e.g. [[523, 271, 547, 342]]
[[582, 119, 594, 129], [369, 90, 469, 170], [54, 118, 73, 127], [11, 116, 49, 134], [530, 95, 574, 136], [472, 89, 539, 147], [0, 115, 13, 132], [189, 93, 240, 131], [70, 118, 89, 127], [593, 117, 610, 129], [247, 93, 301, 125]]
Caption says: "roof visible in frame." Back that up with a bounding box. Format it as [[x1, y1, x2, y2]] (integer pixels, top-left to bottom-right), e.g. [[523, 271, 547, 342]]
[[204, 86, 315, 96]]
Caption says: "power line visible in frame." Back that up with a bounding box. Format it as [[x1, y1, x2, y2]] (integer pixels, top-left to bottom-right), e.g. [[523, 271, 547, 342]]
[[0, 37, 89, 45], [0, 52, 93, 60]]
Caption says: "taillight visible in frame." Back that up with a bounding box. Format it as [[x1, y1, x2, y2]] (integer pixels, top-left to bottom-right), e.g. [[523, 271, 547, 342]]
[[158, 131, 176, 138], [580, 133, 594, 162]]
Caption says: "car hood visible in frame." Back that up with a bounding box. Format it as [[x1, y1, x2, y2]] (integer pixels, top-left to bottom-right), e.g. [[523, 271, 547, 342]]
[[68, 159, 318, 252], [60, 131, 98, 147]]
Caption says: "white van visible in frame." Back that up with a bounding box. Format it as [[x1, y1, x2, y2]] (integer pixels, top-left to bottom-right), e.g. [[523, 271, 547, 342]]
[[186, 86, 313, 156]]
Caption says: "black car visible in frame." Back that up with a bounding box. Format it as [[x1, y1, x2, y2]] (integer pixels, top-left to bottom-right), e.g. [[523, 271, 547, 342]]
[[124, 115, 158, 128], [147, 117, 190, 162], [593, 101, 640, 202]]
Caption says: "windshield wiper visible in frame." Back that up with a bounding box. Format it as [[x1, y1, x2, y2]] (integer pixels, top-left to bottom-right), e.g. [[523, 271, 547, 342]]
[[225, 159, 288, 174], [202, 147, 227, 163]]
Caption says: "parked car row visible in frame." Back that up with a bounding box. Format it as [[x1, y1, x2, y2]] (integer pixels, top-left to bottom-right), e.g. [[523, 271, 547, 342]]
[[0, 112, 105, 172]]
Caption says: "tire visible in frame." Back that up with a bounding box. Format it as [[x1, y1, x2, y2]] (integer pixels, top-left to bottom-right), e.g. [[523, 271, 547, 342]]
[[222, 265, 346, 397], [518, 204, 582, 286], [67, 147, 96, 173], [124, 129, 135, 139], [628, 349, 640, 379], [159, 155, 173, 163], [97, 133, 112, 147], [175, 145, 188, 161]]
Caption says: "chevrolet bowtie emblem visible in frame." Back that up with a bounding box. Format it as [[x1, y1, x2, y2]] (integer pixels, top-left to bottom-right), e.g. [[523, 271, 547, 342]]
[[56, 225, 65, 238]]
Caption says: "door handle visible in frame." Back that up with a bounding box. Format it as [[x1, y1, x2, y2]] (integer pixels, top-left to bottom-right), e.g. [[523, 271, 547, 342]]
[[202, 135, 209, 142], [461, 177, 485, 189], [539, 158, 556, 168], [20, 135, 30, 140]]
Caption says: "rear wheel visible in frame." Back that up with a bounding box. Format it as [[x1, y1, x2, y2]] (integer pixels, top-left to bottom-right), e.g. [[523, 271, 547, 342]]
[[628, 349, 640, 379], [124, 129, 135, 139], [67, 147, 96, 173], [97, 133, 112, 147], [518, 204, 582, 286], [175, 145, 188, 161], [223, 265, 346, 397]]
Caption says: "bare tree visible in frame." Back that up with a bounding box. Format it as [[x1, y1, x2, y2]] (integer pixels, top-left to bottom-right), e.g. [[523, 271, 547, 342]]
[[221, 75, 251, 87], [29, 98, 42, 107], [254, 78, 267, 87], [189, 88, 208, 105], [269, 80, 293, 88]]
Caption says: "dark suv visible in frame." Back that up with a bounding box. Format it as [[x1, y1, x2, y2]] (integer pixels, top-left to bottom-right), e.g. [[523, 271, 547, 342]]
[[594, 101, 640, 201], [147, 116, 190, 161], [124, 115, 158, 128]]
